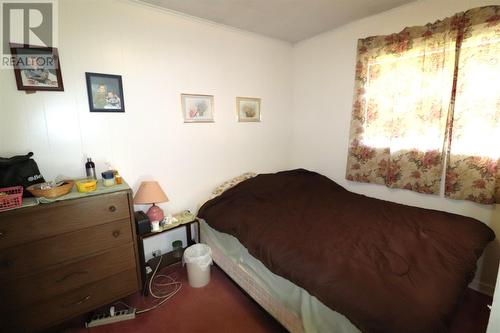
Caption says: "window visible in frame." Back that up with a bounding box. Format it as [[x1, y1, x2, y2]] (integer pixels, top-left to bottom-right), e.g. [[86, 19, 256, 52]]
[[346, 6, 500, 204]]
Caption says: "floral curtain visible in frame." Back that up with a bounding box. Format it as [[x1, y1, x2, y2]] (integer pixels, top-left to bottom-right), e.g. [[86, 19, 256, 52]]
[[445, 6, 500, 204], [346, 6, 500, 204], [346, 14, 460, 194]]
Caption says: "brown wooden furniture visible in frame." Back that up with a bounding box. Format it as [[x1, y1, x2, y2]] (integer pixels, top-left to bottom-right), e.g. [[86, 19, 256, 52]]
[[138, 218, 199, 287], [0, 188, 141, 332]]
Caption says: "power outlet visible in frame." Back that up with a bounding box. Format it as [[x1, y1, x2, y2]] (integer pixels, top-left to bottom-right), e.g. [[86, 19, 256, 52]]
[[86, 308, 136, 327], [152, 249, 161, 257]]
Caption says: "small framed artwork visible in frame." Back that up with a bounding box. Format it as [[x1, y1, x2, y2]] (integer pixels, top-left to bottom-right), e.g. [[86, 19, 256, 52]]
[[85, 72, 125, 112], [236, 97, 261, 122], [181, 94, 214, 123], [10, 43, 64, 91]]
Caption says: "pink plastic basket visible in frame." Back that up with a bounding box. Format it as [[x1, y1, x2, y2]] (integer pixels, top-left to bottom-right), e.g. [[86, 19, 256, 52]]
[[0, 186, 23, 212]]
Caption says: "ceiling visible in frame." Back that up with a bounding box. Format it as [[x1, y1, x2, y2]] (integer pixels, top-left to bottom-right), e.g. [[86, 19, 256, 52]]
[[139, 0, 415, 43]]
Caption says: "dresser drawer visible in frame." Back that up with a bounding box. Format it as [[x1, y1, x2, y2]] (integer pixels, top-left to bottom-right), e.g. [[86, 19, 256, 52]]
[[0, 191, 130, 250], [0, 219, 133, 280], [3, 268, 138, 332], [0, 243, 137, 309]]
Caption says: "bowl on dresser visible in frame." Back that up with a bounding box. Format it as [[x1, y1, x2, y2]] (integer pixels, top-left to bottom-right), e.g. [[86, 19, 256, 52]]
[[27, 180, 75, 198]]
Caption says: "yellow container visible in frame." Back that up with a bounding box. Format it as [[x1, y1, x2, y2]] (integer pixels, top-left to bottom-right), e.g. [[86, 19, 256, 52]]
[[76, 179, 97, 193]]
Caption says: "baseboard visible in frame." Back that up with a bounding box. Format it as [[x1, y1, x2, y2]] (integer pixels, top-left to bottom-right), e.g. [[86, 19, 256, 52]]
[[469, 279, 495, 296]]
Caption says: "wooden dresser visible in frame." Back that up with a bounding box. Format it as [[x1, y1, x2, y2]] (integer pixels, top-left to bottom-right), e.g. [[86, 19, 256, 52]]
[[0, 188, 141, 332]]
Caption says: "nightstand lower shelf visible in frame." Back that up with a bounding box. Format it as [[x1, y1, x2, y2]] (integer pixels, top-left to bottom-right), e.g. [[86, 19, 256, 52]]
[[147, 247, 187, 272], [137, 218, 200, 292]]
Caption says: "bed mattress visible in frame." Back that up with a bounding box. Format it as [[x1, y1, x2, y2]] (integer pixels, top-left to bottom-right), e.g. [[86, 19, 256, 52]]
[[200, 219, 360, 333]]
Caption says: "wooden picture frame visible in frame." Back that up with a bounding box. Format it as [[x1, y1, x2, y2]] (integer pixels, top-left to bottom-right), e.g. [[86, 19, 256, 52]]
[[236, 97, 261, 122], [181, 94, 215, 123], [10, 43, 64, 92], [85, 72, 125, 113]]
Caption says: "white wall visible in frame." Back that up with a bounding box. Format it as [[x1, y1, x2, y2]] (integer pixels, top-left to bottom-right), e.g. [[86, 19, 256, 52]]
[[291, 0, 500, 293], [0, 0, 293, 259]]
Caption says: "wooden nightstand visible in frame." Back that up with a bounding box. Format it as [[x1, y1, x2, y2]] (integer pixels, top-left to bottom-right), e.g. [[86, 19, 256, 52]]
[[137, 216, 199, 289]]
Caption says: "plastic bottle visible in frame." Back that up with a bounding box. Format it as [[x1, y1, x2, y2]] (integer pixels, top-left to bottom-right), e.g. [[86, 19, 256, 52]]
[[85, 158, 97, 180]]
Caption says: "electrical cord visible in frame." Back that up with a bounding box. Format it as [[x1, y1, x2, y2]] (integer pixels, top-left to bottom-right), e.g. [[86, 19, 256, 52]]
[[115, 255, 182, 315]]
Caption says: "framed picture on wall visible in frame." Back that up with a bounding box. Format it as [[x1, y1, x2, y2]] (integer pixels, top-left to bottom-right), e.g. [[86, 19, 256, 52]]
[[10, 44, 64, 91], [181, 94, 214, 123], [236, 97, 261, 122], [85, 72, 125, 112]]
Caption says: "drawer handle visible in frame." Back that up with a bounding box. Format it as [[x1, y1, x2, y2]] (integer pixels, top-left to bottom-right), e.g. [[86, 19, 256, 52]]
[[112, 230, 121, 238], [0, 231, 4, 238], [62, 295, 91, 308], [109, 205, 117, 212], [0, 259, 13, 269], [56, 270, 89, 283]]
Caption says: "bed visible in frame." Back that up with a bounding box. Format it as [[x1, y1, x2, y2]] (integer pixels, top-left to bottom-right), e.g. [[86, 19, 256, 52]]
[[198, 169, 494, 333], [200, 219, 359, 333]]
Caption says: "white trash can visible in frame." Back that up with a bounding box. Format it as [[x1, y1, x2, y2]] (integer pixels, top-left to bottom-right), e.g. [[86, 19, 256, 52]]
[[183, 243, 212, 288]]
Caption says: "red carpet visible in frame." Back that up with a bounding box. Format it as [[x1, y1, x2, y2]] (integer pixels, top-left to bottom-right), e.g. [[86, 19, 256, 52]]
[[59, 264, 491, 333], [61, 263, 286, 333], [449, 288, 492, 333]]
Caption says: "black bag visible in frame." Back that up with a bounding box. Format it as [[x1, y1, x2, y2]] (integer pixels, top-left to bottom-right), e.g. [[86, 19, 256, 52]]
[[0, 152, 45, 196]]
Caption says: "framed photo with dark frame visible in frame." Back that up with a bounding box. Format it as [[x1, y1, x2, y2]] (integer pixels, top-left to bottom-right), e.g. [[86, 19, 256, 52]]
[[10, 43, 64, 91], [85, 72, 125, 113]]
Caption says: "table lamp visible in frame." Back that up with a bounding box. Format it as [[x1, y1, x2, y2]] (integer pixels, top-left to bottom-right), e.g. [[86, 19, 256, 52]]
[[133, 181, 169, 222]]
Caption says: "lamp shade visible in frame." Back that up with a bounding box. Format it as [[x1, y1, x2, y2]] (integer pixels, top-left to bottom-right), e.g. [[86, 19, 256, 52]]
[[133, 181, 169, 204]]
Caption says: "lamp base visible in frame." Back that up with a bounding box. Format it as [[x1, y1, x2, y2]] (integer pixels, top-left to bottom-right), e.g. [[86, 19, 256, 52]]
[[146, 204, 164, 222]]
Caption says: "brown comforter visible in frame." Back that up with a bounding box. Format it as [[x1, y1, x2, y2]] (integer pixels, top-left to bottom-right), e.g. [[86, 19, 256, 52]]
[[198, 169, 495, 333]]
